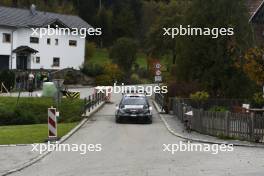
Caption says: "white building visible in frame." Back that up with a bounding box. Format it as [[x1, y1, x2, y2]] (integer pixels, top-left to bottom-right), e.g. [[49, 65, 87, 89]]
[[0, 5, 92, 70]]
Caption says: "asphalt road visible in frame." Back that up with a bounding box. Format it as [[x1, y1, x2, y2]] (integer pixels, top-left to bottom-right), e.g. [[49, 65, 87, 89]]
[[12, 92, 264, 176]]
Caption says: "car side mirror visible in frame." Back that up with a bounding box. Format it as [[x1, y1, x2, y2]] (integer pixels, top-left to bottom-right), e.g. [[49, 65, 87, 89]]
[[149, 106, 153, 111]]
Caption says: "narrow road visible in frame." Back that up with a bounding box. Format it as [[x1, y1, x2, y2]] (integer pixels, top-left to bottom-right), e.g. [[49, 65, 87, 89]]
[[12, 92, 264, 176]]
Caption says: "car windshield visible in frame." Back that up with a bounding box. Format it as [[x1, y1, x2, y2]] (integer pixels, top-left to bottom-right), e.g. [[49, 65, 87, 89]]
[[122, 97, 147, 105]]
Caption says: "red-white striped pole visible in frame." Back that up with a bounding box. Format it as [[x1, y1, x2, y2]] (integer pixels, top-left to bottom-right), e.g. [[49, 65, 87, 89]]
[[48, 107, 57, 139]]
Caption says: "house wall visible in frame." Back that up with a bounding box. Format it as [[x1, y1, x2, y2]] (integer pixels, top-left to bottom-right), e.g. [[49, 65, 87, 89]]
[[0, 26, 86, 70], [13, 28, 86, 70], [0, 27, 13, 69]]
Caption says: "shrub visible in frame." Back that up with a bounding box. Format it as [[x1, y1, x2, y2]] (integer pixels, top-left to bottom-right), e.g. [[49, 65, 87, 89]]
[[81, 63, 104, 77], [109, 37, 138, 75], [0, 97, 84, 126], [167, 81, 201, 98], [190, 91, 210, 102], [95, 74, 112, 86], [103, 63, 124, 83], [209, 106, 229, 112], [85, 42, 96, 61], [63, 71, 78, 85], [251, 92, 264, 108]]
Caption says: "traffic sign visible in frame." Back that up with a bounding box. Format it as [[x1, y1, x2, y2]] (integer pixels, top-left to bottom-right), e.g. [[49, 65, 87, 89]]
[[155, 76, 162, 82], [155, 63, 161, 69], [155, 70, 161, 76]]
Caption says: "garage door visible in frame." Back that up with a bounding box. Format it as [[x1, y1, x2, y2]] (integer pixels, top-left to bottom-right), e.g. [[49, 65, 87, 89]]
[[0, 55, 9, 69]]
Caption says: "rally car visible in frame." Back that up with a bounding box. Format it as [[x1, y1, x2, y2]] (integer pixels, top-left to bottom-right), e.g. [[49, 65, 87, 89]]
[[115, 93, 153, 124]]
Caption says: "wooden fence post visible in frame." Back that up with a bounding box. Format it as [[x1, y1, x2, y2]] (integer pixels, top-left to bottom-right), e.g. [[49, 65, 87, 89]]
[[250, 112, 255, 141], [225, 111, 230, 137]]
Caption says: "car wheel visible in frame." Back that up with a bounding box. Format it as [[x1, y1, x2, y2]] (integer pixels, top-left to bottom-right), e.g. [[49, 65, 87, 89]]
[[146, 117, 152, 124], [116, 117, 122, 123]]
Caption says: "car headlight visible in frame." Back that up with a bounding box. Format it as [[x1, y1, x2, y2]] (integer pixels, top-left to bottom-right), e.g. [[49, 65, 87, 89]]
[[119, 108, 126, 114], [143, 105, 150, 114]]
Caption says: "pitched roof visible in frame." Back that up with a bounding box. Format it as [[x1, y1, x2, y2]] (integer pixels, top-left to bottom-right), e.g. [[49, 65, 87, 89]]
[[246, 0, 264, 22], [13, 46, 38, 53], [247, 0, 263, 16], [0, 5, 92, 29]]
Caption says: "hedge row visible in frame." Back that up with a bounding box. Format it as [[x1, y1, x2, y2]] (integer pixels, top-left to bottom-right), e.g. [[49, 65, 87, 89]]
[[0, 97, 84, 125]]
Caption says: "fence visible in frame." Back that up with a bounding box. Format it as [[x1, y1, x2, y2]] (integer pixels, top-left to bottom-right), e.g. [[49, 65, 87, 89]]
[[83, 92, 106, 113], [155, 92, 164, 110], [171, 98, 264, 143], [176, 98, 245, 111]]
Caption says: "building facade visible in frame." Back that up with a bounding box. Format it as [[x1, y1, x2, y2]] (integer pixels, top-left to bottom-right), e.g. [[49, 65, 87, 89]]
[[0, 5, 91, 70]]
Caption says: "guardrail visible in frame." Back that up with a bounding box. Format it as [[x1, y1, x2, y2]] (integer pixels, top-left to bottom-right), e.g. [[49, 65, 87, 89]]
[[84, 92, 106, 113]]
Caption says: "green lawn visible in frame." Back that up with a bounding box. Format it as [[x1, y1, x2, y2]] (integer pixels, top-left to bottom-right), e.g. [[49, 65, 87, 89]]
[[88, 48, 148, 68], [87, 48, 111, 65], [0, 123, 77, 145]]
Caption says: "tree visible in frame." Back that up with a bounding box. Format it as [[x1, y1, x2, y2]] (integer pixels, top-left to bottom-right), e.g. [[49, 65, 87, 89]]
[[174, 0, 255, 98], [146, 0, 188, 64], [109, 37, 138, 77], [242, 47, 264, 87]]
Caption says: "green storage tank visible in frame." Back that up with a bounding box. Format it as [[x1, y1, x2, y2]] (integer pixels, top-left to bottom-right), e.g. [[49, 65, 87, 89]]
[[42, 82, 57, 97]]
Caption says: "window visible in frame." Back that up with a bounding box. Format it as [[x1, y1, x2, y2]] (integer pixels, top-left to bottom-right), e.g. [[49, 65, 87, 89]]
[[30, 37, 39, 44], [53, 57, 60, 67], [36, 57, 40, 64], [47, 38, 51, 45], [55, 39, 59, 45], [69, 40, 77, 47], [3, 33, 11, 43]]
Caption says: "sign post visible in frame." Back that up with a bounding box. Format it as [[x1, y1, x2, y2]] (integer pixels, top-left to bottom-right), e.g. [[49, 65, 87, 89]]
[[154, 62, 162, 83]]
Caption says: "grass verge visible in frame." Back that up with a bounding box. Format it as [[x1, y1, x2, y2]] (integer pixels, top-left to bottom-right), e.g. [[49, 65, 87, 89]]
[[0, 123, 77, 145]]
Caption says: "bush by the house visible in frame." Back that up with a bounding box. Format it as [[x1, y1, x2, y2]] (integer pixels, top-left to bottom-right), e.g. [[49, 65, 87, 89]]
[[0, 97, 84, 126]]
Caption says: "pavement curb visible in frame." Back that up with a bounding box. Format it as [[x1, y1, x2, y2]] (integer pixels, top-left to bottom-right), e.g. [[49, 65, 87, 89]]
[[152, 100, 264, 149], [2, 102, 105, 176]]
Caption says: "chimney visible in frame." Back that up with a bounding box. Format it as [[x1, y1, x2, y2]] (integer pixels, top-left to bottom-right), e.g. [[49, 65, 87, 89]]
[[30, 4, 37, 16]]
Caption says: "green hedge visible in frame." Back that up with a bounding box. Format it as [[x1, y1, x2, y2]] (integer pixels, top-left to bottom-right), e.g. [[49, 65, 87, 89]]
[[0, 97, 84, 125]]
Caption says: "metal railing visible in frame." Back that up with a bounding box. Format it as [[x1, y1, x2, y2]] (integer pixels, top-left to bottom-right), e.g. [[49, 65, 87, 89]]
[[84, 92, 106, 113], [155, 92, 164, 110]]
